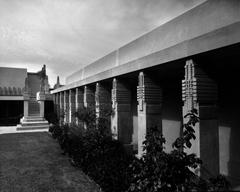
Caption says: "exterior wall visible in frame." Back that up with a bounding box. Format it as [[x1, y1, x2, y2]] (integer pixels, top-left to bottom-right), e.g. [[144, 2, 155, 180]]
[[69, 89, 76, 124], [217, 63, 240, 187], [75, 87, 84, 125], [111, 78, 133, 145], [131, 80, 138, 150], [59, 92, 64, 124], [219, 105, 240, 187], [64, 91, 70, 123], [95, 82, 111, 130], [162, 79, 182, 153]]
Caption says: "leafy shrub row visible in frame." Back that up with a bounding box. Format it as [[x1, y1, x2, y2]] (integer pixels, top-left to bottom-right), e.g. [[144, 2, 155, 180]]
[[49, 107, 134, 192], [49, 108, 230, 192], [127, 109, 230, 192]]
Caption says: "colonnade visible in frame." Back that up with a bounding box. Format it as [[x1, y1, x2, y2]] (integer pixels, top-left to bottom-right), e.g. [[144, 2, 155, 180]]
[[53, 59, 219, 176]]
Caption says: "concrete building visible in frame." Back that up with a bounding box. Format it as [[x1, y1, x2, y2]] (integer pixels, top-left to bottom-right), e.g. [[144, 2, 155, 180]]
[[51, 0, 240, 187], [0, 65, 53, 129]]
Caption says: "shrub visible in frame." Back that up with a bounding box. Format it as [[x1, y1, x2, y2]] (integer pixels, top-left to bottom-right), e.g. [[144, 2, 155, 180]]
[[49, 107, 230, 192], [50, 106, 134, 192], [49, 124, 62, 139], [74, 106, 97, 128], [127, 109, 230, 192], [45, 112, 59, 125], [78, 127, 133, 192]]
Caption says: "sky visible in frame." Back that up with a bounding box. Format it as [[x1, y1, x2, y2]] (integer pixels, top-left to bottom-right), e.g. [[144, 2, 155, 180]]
[[0, 0, 205, 87]]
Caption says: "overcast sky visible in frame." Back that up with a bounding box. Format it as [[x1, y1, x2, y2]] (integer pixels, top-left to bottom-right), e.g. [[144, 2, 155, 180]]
[[0, 0, 205, 86]]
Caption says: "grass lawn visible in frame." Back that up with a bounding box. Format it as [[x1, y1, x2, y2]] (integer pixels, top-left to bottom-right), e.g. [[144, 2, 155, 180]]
[[0, 132, 100, 192]]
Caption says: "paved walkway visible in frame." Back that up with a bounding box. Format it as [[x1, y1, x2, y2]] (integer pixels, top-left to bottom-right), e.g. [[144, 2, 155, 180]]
[[0, 132, 100, 192]]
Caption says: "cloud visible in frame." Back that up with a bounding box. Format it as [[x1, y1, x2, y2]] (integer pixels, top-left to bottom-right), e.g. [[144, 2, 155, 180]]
[[0, 0, 205, 86]]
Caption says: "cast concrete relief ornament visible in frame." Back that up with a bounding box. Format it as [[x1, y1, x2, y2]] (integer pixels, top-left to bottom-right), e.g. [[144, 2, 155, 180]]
[[182, 59, 217, 111], [182, 59, 197, 110], [137, 72, 144, 111], [112, 78, 117, 109]]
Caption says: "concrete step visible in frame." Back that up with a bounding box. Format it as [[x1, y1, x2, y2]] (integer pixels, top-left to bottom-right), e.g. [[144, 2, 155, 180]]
[[20, 121, 49, 126], [21, 116, 44, 121], [22, 117, 45, 122], [17, 124, 49, 131], [17, 116, 50, 131]]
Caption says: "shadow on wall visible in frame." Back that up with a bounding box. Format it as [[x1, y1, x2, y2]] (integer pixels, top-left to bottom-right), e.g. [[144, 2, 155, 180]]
[[0, 101, 23, 126], [131, 82, 138, 148], [44, 100, 55, 123], [218, 72, 240, 188], [194, 43, 240, 188], [219, 108, 240, 188], [161, 79, 182, 153]]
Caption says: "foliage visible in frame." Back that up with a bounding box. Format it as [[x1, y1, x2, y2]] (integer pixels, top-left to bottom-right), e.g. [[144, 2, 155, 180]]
[[49, 106, 134, 192], [49, 107, 230, 192], [45, 112, 59, 125], [49, 124, 62, 139], [74, 106, 97, 128], [76, 126, 133, 192], [208, 175, 230, 191], [127, 109, 230, 192]]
